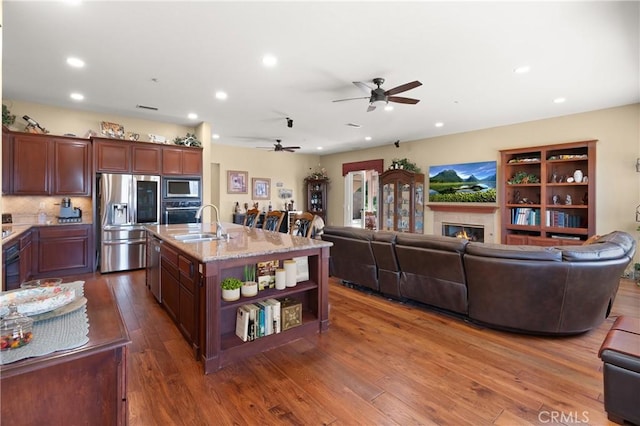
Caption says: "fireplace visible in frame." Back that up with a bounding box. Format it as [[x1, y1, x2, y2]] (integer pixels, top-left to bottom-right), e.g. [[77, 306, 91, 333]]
[[430, 205, 498, 243], [443, 223, 485, 242]]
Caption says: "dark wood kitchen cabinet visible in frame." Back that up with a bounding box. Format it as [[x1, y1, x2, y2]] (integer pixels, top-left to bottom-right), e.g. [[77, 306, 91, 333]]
[[94, 138, 163, 175], [1, 278, 130, 426], [19, 229, 33, 284], [159, 242, 200, 354], [162, 146, 203, 176], [2, 126, 13, 194], [33, 224, 94, 276], [10, 133, 91, 196]]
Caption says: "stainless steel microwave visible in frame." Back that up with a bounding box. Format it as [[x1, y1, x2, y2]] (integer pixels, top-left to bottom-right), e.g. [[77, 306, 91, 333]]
[[163, 178, 201, 199]]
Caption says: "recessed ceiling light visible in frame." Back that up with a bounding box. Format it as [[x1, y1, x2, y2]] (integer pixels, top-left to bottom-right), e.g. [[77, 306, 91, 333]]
[[188, 113, 198, 120], [384, 105, 394, 111], [70, 93, 84, 101], [66, 57, 85, 68], [553, 97, 566, 104], [365, 136, 372, 141], [262, 54, 278, 67], [435, 122, 444, 128], [316, 147, 323, 150], [215, 91, 228, 100], [212, 133, 220, 139], [514, 65, 531, 74]]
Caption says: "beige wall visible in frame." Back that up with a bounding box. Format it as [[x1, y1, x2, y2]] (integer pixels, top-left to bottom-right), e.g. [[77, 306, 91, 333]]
[[207, 143, 320, 222], [1, 100, 321, 225], [320, 103, 640, 243], [3, 100, 638, 245], [3, 99, 194, 141]]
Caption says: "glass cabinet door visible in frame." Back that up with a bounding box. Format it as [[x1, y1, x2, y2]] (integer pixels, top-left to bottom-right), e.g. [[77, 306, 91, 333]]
[[414, 182, 424, 232], [382, 182, 395, 231], [398, 182, 411, 232]]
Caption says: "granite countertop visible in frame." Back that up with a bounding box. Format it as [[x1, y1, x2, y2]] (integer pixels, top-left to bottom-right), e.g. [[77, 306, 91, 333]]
[[145, 223, 332, 263]]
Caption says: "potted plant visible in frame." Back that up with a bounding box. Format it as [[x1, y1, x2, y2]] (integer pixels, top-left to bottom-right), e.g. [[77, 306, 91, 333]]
[[241, 265, 258, 297], [221, 277, 242, 301]]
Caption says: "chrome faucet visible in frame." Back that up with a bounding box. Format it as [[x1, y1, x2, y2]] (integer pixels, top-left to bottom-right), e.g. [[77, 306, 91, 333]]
[[195, 204, 225, 239]]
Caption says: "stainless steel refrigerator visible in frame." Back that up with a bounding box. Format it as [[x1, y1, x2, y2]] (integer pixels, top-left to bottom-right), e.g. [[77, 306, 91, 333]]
[[98, 174, 161, 273]]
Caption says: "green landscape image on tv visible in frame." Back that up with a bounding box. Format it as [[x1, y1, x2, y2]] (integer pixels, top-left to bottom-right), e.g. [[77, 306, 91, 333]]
[[429, 161, 497, 203]]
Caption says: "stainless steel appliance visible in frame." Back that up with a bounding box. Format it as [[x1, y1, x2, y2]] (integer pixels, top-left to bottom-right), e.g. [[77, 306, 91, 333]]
[[98, 174, 160, 273], [162, 200, 202, 224], [57, 197, 82, 223], [163, 177, 201, 199]]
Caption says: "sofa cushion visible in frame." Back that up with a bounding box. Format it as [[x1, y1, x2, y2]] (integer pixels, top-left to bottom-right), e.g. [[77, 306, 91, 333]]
[[396, 233, 468, 253], [466, 242, 562, 261]]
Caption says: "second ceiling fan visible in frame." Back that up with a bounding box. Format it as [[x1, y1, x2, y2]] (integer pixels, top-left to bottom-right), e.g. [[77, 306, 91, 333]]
[[333, 78, 422, 112], [259, 139, 300, 152]]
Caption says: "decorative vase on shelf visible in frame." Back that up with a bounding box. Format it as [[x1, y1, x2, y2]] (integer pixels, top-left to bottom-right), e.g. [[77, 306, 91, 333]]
[[222, 288, 240, 302], [241, 281, 258, 297], [573, 169, 583, 183]]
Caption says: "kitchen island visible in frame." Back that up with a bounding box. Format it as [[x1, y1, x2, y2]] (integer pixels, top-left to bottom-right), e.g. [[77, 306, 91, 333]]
[[145, 223, 332, 373]]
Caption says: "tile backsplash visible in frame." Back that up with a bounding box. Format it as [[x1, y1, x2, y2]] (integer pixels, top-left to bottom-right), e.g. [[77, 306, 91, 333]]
[[3, 196, 93, 224]]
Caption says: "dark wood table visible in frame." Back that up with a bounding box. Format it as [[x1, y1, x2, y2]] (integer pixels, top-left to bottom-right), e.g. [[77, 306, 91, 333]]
[[0, 278, 131, 425]]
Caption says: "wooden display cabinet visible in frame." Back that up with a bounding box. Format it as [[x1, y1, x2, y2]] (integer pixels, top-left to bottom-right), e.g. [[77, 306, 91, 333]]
[[500, 140, 596, 245], [379, 169, 425, 233], [305, 178, 328, 222]]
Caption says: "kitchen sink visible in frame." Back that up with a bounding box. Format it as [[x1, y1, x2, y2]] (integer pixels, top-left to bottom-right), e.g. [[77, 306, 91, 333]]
[[173, 233, 230, 243]]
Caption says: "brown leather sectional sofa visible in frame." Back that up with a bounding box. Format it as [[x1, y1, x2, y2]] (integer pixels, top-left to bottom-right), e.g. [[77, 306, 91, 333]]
[[322, 227, 636, 335]]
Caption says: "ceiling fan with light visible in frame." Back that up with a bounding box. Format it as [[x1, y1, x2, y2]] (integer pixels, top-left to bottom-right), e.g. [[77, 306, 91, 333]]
[[259, 139, 300, 152], [333, 78, 422, 112]]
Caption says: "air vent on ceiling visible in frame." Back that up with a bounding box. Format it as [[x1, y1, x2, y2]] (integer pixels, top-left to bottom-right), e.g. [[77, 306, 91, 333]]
[[346, 123, 361, 128], [136, 104, 158, 111]]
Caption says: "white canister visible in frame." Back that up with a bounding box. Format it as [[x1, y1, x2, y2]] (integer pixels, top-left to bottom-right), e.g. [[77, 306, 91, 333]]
[[284, 260, 297, 287], [573, 169, 583, 183], [275, 268, 286, 290]]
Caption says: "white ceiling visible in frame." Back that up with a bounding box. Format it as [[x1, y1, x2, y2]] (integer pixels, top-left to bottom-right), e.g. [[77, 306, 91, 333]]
[[3, 1, 639, 154]]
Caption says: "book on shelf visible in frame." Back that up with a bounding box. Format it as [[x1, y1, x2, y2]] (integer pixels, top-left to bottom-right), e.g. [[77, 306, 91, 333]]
[[256, 301, 273, 336], [246, 304, 259, 341], [235, 305, 251, 342], [257, 260, 278, 290], [265, 298, 281, 334]]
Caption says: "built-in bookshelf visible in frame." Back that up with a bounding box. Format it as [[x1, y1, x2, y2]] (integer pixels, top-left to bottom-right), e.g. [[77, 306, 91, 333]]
[[500, 140, 596, 245]]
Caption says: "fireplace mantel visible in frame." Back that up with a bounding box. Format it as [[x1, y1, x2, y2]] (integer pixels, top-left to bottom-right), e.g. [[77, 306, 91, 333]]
[[427, 204, 499, 214]]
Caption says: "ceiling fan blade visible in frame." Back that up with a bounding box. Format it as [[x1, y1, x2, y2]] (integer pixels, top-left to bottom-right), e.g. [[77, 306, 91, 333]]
[[333, 96, 369, 103], [388, 96, 420, 104], [385, 80, 422, 96], [367, 104, 376, 112], [353, 81, 374, 94], [283, 148, 297, 152]]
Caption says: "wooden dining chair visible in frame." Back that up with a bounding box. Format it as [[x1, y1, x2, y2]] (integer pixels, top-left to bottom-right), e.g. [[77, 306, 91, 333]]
[[290, 212, 316, 238], [263, 210, 285, 232], [243, 208, 260, 228]]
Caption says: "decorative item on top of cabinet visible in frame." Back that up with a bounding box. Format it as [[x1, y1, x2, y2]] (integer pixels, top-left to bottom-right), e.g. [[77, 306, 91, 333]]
[[379, 168, 425, 233], [500, 140, 596, 246]]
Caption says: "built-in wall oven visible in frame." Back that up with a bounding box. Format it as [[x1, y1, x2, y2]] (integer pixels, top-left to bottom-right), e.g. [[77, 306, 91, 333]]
[[162, 200, 202, 224]]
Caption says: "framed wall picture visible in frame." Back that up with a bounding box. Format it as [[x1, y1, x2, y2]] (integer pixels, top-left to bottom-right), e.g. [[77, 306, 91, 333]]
[[252, 178, 270, 200], [227, 170, 248, 194]]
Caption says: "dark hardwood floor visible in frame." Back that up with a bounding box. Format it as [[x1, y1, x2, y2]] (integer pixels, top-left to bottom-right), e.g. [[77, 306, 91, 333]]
[[86, 270, 638, 425]]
